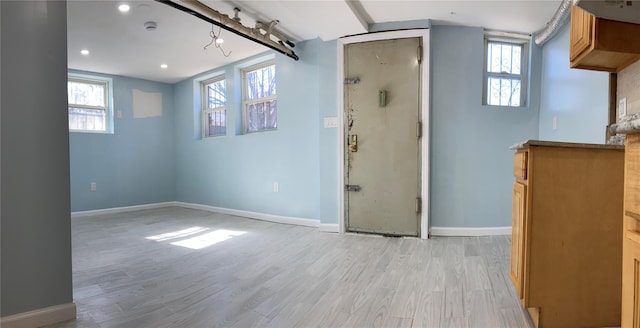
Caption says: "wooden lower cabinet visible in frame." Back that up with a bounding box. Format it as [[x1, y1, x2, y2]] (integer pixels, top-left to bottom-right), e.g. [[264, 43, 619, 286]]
[[623, 134, 640, 327], [622, 216, 640, 328], [510, 141, 624, 328], [510, 182, 526, 299]]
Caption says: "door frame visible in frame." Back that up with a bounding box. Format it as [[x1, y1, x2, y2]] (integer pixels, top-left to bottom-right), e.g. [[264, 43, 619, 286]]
[[337, 29, 430, 239]]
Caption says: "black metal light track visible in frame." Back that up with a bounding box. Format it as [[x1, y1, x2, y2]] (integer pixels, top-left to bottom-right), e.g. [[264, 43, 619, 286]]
[[154, 0, 299, 61]]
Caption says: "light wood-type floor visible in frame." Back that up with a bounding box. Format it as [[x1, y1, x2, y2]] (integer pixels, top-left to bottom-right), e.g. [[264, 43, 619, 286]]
[[47, 207, 533, 328]]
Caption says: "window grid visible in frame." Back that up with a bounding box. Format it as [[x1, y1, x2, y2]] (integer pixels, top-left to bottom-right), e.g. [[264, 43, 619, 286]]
[[68, 77, 109, 132], [483, 39, 527, 107], [242, 63, 277, 133], [202, 77, 226, 138]]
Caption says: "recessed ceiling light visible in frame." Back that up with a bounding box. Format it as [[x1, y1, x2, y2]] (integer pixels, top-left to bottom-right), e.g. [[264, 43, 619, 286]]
[[80, 49, 90, 56], [118, 4, 130, 13], [160, 64, 168, 69], [215, 38, 224, 44]]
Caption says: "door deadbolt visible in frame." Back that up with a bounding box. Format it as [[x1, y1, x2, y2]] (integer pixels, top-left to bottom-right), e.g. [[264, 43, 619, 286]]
[[345, 185, 361, 192], [350, 134, 358, 152]]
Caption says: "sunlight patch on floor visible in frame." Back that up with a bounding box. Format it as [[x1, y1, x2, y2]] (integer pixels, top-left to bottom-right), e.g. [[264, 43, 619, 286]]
[[170, 229, 247, 250], [145, 226, 210, 242]]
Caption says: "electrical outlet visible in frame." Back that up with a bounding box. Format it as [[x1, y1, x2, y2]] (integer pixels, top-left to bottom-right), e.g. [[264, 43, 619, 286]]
[[273, 182, 279, 192], [90, 182, 97, 192], [619, 98, 627, 119], [323, 117, 338, 128]]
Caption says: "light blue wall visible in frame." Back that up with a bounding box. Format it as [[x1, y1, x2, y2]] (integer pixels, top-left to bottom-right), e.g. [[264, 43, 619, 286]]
[[175, 26, 543, 229], [429, 26, 540, 228], [538, 25, 609, 143], [69, 71, 175, 212], [318, 41, 340, 224], [69, 24, 606, 230], [174, 39, 330, 221]]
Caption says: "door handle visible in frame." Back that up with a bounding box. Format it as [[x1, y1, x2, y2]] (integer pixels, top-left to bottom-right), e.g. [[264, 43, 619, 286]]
[[349, 134, 358, 152]]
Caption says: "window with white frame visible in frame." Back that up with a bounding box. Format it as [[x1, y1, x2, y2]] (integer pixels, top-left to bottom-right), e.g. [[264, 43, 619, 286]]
[[242, 63, 277, 133], [202, 77, 226, 137], [68, 77, 111, 132], [483, 37, 528, 107]]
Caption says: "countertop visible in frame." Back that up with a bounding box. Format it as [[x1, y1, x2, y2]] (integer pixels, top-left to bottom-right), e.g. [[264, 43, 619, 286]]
[[510, 140, 624, 150], [610, 114, 640, 135]]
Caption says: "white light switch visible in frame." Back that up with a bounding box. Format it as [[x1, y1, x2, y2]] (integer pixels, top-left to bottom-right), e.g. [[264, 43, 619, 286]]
[[323, 117, 339, 128], [117, 110, 123, 119], [273, 182, 279, 192], [619, 98, 627, 119], [90, 182, 97, 192]]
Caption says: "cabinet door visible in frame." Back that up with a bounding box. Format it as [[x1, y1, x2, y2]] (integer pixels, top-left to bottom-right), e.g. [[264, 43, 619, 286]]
[[510, 182, 526, 299], [570, 5, 593, 61], [622, 225, 640, 328]]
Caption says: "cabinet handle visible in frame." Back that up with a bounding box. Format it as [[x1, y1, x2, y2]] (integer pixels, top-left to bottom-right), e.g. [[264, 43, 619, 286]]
[[626, 230, 640, 244]]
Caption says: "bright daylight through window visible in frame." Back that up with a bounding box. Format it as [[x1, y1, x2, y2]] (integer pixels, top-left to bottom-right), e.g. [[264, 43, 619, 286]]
[[484, 39, 528, 107], [243, 63, 277, 133], [202, 77, 226, 137], [68, 77, 110, 132]]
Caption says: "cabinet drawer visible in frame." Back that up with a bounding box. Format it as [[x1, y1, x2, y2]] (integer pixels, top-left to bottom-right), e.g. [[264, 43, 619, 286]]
[[627, 229, 640, 245], [513, 151, 527, 180]]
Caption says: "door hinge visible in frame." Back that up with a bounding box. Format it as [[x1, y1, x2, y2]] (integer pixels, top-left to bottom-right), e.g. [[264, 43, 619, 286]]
[[344, 77, 360, 85], [416, 121, 422, 138], [417, 45, 423, 64], [416, 197, 422, 213]]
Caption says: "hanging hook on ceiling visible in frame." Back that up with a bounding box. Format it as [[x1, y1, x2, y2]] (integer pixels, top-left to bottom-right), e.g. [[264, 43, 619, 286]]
[[232, 7, 241, 22], [203, 23, 231, 57]]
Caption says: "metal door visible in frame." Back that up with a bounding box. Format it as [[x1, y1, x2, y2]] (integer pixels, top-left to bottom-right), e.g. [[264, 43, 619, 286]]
[[344, 37, 422, 236]]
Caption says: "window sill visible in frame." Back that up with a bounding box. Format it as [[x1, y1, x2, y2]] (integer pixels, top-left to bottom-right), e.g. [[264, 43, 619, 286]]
[[482, 104, 529, 110], [243, 128, 278, 135], [70, 130, 114, 135]]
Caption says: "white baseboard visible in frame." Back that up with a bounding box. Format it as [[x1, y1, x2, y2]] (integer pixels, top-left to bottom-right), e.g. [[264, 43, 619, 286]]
[[71, 202, 178, 218], [0, 302, 76, 328], [429, 226, 512, 237], [319, 223, 339, 233], [175, 202, 320, 228]]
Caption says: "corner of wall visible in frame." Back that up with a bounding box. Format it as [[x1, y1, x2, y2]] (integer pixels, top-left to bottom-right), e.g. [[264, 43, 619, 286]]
[[538, 24, 609, 143], [617, 59, 640, 116]]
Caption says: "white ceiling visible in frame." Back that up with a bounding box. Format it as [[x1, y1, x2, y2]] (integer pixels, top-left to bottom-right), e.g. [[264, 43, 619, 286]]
[[67, 0, 562, 84]]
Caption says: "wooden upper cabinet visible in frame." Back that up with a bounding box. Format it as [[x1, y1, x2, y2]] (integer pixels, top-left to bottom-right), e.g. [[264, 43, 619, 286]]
[[570, 5, 640, 72], [570, 5, 593, 62]]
